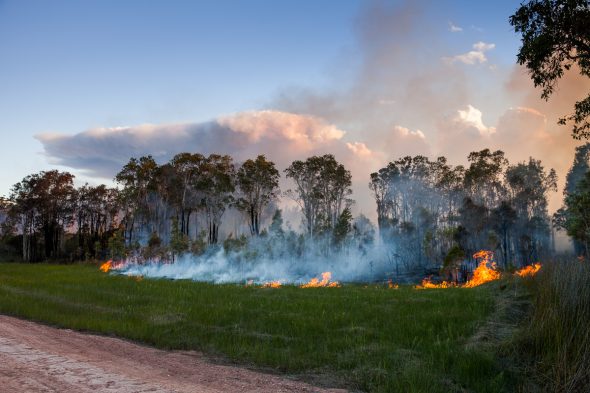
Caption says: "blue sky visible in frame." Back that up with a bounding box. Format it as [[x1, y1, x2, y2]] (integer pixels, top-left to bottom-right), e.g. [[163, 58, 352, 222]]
[[0, 0, 584, 213]]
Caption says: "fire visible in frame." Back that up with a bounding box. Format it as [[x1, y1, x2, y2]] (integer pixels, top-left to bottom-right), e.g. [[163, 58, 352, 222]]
[[300, 272, 340, 288], [415, 250, 501, 289], [99, 259, 126, 273], [515, 263, 541, 277], [99, 260, 112, 272], [463, 251, 501, 288], [415, 277, 454, 289], [387, 280, 399, 289], [261, 281, 282, 288]]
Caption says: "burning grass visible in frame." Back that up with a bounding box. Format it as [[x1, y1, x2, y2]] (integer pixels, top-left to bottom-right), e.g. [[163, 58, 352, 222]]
[[0, 262, 511, 392]]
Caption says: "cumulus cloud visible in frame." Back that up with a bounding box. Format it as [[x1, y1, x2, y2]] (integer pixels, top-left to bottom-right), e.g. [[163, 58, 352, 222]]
[[455, 105, 496, 136], [36, 110, 347, 179], [346, 142, 373, 158], [444, 41, 496, 65], [448, 21, 462, 32]]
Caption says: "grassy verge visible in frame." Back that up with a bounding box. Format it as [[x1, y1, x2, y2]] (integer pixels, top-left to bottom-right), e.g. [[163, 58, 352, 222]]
[[509, 260, 590, 392], [0, 262, 511, 392]]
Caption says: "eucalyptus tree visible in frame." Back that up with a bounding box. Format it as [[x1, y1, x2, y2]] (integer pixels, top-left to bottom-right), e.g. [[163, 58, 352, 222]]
[[198, 154, 235, 244], [235, 155, 280, 236], [75, 184, 120, 258], [285, 154, 352, 238], [510, 0, 590, 138], [169, 153, 206, 237], [463, 149, 508, 208], [9, 170, 76, 261], [115, 155, 159, 244]]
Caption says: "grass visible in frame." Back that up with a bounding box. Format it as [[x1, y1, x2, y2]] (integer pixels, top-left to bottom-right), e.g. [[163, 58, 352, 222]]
[[0, 262, 512, 392], [509, 259, 590, 392]]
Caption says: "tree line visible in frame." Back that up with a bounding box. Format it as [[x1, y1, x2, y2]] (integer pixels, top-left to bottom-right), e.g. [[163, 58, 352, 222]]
[[3, 146, 590, 276]]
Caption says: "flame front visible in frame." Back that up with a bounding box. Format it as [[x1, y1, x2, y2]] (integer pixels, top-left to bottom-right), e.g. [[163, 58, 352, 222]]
[[415, 250, 501, 289], [415, 277, 454, 289], [99, 259, 126, 273], [262, 281, 282, 288], [388, 280, 399, 289], [99, 260, 112, 272], [515, 263, 541, 277], [300, 272, 340, 288], [463, 251, 501, 288]]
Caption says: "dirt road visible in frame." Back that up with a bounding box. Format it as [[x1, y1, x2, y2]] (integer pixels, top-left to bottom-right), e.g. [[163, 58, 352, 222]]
[[0, 315, 346, 393]]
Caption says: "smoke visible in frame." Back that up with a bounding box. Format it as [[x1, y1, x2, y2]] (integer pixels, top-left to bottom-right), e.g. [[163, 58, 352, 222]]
[[119, 237, 391, 284]]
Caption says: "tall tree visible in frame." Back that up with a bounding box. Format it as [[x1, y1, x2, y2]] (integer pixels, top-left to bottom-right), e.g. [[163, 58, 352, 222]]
[[285, 154, 352, 238], [558, 171, 590, 255], [115, 155, 158, 244], [235, 155, 280, 236], [169, 153, 206, 237], [198, 154, 235, 244], [510, 0, 590, 138], [9, 170, 76, 261]]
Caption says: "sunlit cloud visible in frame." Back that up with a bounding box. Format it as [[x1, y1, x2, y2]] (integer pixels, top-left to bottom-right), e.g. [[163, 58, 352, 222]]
[[444, 41, 496, 65], [455, 105, 496, 136]]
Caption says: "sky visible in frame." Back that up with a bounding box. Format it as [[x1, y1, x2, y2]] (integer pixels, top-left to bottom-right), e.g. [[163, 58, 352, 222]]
[[1, 0, 588, 220]]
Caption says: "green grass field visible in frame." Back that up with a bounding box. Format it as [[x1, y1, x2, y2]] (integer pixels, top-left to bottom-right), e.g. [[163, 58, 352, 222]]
[[0, 262, 512, 392]]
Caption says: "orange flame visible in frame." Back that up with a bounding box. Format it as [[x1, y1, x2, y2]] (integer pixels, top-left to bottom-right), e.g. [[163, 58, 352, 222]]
[[99, 259, 126, 273], [463, 251, 501, 288], [415, 250, 501, 289], [262, 281, 282, 288], [387, 280, 399, 289], [415, 277, 455, 289], [300, 272, 340, 288], [515, 263, 541, 277], [99, 260, 112, 272]]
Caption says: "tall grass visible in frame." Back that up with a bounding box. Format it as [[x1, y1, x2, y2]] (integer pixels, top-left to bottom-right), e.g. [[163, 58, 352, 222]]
[[513, 260, 590, 392]]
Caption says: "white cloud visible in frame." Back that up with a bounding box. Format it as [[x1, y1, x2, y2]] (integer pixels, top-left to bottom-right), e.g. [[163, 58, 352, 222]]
[[455, 105, 496, 136], [35, 110, 347, 178], [346, 142, 373, 158], [393, 125, 426, 139], [444, 41, 496, 65], [448, 21, 463, 32]]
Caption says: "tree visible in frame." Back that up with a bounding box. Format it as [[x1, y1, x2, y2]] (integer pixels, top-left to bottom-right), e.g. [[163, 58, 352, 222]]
[[169, 217, 188, 261], [115, 155, 159, 244], [285, 154, 352, 238], [559, 171, 590, 255], [510, 0, 590, 139], [8, 170, 76, 261], [235, 155, 280, 236], [198, 154, 235, 244], [332, 207, 353, 249], [169, 153, 206, 237], [464, 149, 508, 208]]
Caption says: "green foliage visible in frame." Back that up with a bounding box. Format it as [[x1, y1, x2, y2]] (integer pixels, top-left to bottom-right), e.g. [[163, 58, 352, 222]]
[[443, 245, 465, 269], [510, 0, 590, 139], [235, 155, 280, 236], [0, 263, 509, 393], [190, 231, 208, 256], [269, 209, 284, 236], [558, 171, 590, 254], [222, 234, 248, 253], [332, 207, 352, 248], [169, 218, 189, 259], [107, 228, 126, 260]]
